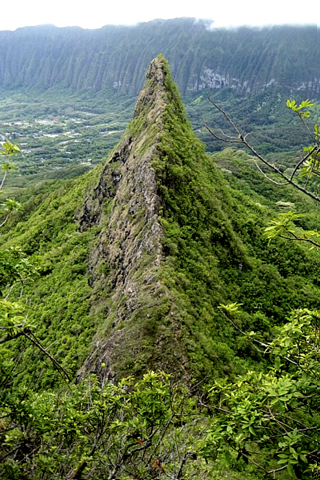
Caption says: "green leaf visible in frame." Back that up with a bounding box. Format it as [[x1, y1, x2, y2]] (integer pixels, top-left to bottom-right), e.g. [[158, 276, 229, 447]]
[[1, 141, 20, 156], [275, 356, 281, 370], [287, 462, 296, 477], [218, 302, 243, 315]]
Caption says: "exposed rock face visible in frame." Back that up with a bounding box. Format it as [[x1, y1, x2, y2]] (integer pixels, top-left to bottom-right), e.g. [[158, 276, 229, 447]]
[[78, 57, 180, 382], [0, 21, 319, 96]]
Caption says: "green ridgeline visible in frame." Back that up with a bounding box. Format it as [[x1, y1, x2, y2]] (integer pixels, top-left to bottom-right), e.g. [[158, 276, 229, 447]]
[[2, 55, 320, 388], [2, 54, 320, 480]]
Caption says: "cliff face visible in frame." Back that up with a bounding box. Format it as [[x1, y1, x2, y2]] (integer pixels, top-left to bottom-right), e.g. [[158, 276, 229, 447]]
[[0, 20, 319, 96], [78, 54, 251, 381], [78, 57, 184, 381], [4, 55, 320, 388]]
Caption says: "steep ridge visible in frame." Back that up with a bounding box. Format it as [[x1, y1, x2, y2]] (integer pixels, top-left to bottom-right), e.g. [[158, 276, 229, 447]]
[[78, 58, 170, 380], [76, 54, 237, 380], [0, 20, 319, 96], [3, 55, 320, 388], [76, 55, 320, 382]]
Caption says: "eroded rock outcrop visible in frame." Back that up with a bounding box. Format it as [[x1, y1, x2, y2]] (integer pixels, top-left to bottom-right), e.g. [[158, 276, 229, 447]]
[[78, 54, 250, 383], [78, 56, 180, 381]]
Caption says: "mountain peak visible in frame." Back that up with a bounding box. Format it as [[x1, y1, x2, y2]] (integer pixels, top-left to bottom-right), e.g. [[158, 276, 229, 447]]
[[132, 54, 187, 136], [78, 55, 244, 382], [133, 55, 173, 116], [78, 55, 185, 381], [133, 54, 167, 115]]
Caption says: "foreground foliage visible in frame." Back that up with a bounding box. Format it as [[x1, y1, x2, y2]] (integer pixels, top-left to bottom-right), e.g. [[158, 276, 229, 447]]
[[203, 100, 320, 478], [205, 307, 320, 478], [1, 371, 207, 480]]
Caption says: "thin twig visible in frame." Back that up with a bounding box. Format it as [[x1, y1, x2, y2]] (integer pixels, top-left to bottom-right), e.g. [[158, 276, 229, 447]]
[[290, 146, 318, 181], [206, 99, 320, 204], [23, 330, 71, 381], [254, 161, 289, 186]]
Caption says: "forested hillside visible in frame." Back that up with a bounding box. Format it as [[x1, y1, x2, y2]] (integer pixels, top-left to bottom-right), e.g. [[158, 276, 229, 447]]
[[3, 55, 320, 382], [0, 20, 318, 95], [0, 19, 319, 194], [1, 55, 320, 477]]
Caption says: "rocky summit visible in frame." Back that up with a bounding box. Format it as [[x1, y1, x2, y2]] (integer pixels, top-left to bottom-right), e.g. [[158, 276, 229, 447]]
[[4, 55, 320, 388], [2, 36, 320, 477]]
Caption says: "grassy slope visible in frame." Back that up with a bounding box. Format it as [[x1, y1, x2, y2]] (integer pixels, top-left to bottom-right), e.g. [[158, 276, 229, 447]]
[[2, 57, 320, 389], [1, 169, 102, 387], [148, 63, 320, 379]]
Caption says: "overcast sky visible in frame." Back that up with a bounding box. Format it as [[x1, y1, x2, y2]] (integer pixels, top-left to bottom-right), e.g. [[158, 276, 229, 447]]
[[1, 0, 318, 31]]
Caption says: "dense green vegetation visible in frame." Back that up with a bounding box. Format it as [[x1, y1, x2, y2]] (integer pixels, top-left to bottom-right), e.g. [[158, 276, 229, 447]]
[[0, 20, 319, 194], [0, 87, 135, 195], [0, 21, 318, 96], [205, 307, 320, 478], [1, 54, 320, 478]]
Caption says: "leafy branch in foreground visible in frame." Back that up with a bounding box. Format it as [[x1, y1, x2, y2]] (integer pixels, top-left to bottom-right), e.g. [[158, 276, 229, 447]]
[[0, 371, 203, 479], [204, 307, 320, 479], [0, 140, 21, 227], [264, 211, 320, 249], [0, 270, 71, 381]]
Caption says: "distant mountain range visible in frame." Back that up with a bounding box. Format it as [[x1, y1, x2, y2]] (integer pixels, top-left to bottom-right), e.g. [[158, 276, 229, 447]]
[[0, 19, 319, 97]]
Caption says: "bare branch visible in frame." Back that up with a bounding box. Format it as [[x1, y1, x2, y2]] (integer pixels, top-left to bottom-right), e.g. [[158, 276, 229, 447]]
[[23, 330, 71, 381], [203, 122, 239, 144], [266, 464, 289, 476], [254, 161, 289, 186], [205, 100, 320, 203], [0, 329, 26, 344], [279, 227, 320, 249], [0, 169, 8, 191], [290, 145, 318, 181], [207, 97, 242, 136]]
